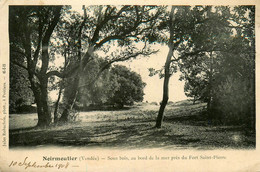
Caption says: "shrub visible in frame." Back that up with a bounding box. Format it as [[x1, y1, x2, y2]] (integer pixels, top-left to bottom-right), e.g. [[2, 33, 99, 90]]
[[212, 75, 254, 127]]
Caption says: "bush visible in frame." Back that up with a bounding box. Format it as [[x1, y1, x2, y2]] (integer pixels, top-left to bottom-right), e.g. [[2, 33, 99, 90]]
[[212, 75, 255, 127]]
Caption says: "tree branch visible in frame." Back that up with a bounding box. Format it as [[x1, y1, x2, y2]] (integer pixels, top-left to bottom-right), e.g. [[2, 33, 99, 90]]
[[11, 60, 28, 70], [90, 6, 128, 44], [95, 13, 155, 48], [78, 47, 157, 89], [32, 10, 44, 70], [46, 70, 64, 78], [41, 6, 62, 74], [11, 49, 27, 57]]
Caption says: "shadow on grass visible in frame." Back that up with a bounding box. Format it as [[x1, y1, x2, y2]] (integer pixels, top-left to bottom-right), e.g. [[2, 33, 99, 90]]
[[9, 126, 37, 132], [9, 121, 204, 149], [9, 103, 255, 149], [78, 106, 134, 112], [164, 112, 209, 127]]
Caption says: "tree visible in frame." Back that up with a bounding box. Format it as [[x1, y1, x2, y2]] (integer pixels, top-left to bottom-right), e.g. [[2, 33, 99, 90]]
[[154, 6, 205, 128], [179, 52, 222, 110], [178, 6, 233, 116], [177, 6, 255, 128], [152, 6, 244, 128], [66, 64, 146, 109], [10, 6, 63, 126], [212, 6, 255, 127], [64, 57, 117, 108], [10, 5, 163, 125], [108, 65, 146, 108], [181, 75, 208, 105], [52, 5, 163, 122]]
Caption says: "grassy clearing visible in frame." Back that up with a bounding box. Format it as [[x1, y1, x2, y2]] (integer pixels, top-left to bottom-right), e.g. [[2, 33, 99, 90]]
[[9, 102, 255, 149]]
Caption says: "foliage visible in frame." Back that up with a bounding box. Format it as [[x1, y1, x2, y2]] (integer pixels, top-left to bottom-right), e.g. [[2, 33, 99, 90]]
[[9, 65, 34, 113], [146, 6, 255, 128], [108, 65, 146, 107], [53, 5, 164, 75], [179, 53, 214, 103], [177, 6, 255, 128], [64, 63, 146, 109], [69, 57, 118, 107], [212, 76, 253, 125]]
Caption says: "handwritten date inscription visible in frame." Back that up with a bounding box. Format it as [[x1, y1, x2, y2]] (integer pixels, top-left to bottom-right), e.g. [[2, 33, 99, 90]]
[[9, 157, 69, 170]]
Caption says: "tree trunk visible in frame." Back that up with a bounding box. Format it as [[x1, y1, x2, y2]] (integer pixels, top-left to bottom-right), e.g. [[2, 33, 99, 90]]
[[155, 46, 173, 128], [155, 68, 171, 128], [59, 91, 78, 122], [155, 6, 175, 128], [207, 52, 213, 120], [59, 7, 91, 122], [119, 102, 124, 109], [54, 85, 63, 123], [41, 80, 52, 124], [59, 77, 79, 122], [32, 83, 52, 127], [59, 39, 94, 122], [35, 94, 45, 127], [207, 97, 212, 117]]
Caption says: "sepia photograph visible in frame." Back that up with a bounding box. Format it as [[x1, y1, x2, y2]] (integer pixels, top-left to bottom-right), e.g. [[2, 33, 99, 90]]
[[1, 1, 259, 171], [9, 5, 255, 149]]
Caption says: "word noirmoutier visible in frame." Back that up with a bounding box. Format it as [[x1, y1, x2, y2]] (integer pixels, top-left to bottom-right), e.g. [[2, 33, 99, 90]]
[[43, 156, 78, 161]]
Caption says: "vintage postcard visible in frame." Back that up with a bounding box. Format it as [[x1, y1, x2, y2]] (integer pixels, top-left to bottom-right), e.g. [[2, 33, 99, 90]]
[[0, 0, 259, 171]]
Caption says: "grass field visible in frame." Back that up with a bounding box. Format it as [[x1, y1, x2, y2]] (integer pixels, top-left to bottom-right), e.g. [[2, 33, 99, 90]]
[[9, 101, 255, 149]]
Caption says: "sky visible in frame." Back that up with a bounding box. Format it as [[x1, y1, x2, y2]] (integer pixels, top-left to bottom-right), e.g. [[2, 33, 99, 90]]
[[117, 45, 187, 103]]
